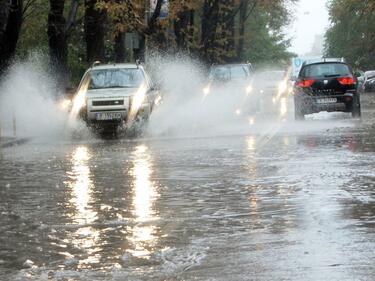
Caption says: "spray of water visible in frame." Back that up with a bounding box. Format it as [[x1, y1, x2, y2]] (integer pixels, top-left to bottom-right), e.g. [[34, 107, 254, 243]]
[[144, 56, 288, 138], [0, 53, 87, 140], [144, 55, 358, 142], [0, 53, 353, 142]]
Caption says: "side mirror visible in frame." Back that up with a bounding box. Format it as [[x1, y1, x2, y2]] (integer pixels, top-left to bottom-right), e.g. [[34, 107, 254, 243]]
[[354, 72, 362, 78]]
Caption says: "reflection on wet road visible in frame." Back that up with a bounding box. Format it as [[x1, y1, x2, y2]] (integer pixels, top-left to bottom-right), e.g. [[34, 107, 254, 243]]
[[128, 145, 159, 259], [0, 99, 375, 280]]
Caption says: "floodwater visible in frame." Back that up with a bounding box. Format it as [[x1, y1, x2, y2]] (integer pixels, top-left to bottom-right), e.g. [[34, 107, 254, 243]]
[[0, 95, 375, 281]]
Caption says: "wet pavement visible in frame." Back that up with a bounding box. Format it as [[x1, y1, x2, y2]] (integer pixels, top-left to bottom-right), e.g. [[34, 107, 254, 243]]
[[0, 95, 375, 280]]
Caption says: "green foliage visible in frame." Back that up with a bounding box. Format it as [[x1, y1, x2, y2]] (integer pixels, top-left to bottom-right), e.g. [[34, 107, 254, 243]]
[[16, 0, 49, 58], [12, 0, 296, 85], [325, 0, 375, 70], [242, 1, 295, 66]]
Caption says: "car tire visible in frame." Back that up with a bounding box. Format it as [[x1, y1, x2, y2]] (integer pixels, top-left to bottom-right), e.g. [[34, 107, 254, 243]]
[[294, 99, 305, 120], [352, 95, 361, 118]]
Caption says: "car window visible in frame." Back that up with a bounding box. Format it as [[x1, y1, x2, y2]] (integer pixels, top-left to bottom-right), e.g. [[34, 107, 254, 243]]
[[88, 69, 145, 89], [230, 66, 248, 79], [210, 67, 231, 81], [209, 65, 249, 81], [365, 71, 375, 79], [256, 71, 285, 81], [300, 63, 351, 78]]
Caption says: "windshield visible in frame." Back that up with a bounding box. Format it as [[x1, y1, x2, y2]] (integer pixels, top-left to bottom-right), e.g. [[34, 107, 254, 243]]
[[209, 65, 249, 81], [300, 63, 351, 78], [257, 71, 285, 81], [88, 68, 145, 89]]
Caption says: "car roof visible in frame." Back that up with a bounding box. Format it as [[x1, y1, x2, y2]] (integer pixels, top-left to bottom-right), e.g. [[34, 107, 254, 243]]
[[90, 63, 142, 71], [212, 63, 251, 68], [258, 70, 285, 74], [303, 58, 346, 66]]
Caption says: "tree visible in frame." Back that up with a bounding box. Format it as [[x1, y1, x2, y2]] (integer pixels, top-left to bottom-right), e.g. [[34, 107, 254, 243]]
[[0, 0, 23, 72], [84, 0, 106, 64], [48, 0, 68, 76], [201, 0, 221, 64], [325, 0, 375, 70], [172, 0, 197, 51], [47, 0, 80, 86]]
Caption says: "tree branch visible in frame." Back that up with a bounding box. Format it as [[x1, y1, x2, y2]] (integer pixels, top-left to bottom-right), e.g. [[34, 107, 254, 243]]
[[65, 0, 80, 34], [145, 0, 163, 35], [244, 0, 259, 22]]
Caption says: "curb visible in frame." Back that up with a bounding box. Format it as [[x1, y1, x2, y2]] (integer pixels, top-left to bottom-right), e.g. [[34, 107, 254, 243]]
[[0, 138, 30, 148]]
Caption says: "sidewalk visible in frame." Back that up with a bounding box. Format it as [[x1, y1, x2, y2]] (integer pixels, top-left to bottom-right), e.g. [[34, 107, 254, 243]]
[[0, 137, 30, 148]]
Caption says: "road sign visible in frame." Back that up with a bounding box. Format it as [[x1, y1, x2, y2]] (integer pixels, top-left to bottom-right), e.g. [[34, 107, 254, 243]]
[[125, 33, 140, 49]]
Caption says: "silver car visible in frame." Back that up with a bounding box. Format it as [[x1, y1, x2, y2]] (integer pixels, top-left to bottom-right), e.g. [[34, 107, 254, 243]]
[[72, 63, 159, 133]]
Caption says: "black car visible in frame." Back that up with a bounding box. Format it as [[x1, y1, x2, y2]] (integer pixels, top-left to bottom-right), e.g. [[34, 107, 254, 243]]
[[294, 58, 361, 120]]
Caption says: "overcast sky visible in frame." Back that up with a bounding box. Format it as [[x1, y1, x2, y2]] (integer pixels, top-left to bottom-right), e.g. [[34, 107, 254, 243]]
[[289, 0, 330, 55]]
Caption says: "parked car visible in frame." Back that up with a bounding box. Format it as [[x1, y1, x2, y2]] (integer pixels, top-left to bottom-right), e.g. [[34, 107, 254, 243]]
[[363, 70, 375, 92], [293, 58, 361, 120], [70, 62, 160, 133]]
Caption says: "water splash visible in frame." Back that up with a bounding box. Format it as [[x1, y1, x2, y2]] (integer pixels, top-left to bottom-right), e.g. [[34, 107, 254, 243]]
[[0, 53, 87, 140]]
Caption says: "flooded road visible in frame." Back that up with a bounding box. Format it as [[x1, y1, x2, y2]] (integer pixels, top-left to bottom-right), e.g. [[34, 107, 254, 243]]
[[1, 96, 375, 280]]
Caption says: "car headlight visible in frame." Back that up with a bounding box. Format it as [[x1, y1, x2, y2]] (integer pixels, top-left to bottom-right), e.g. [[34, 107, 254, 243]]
[[141, 102, 150, 109], [154, 95, 162, 106], [278, 81, 287, 94], [203, 85, 210, 95], [72, 94, 87, 111], [58, 98, 72, 111], [246, 85, 253, 94]]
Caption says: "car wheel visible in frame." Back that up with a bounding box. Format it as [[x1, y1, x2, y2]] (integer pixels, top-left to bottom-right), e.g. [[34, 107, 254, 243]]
[[352, 95, 361, 118]]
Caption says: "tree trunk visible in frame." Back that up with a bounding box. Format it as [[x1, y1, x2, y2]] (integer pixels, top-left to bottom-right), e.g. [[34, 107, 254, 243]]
[[201, 0, 220, 64], [84, 0, 106, 64], [48, 0, 68, 85], [114, 32, 126, 63], [221, 0, 236, 62], [237, 0, 248, 59], [134, 0, 163, 62], [174, 10, 190, 51], [0, 0, 10, 39], [0, 0, 23, 72]]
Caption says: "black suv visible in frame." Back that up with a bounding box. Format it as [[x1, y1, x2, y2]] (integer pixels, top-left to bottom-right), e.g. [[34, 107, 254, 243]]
[[294, 59, 361, 120]]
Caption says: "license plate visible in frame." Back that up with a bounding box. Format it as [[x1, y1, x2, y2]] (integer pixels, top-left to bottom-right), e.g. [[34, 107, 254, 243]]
[[96, 112, 122, 120], [316, 98, 337, 104]]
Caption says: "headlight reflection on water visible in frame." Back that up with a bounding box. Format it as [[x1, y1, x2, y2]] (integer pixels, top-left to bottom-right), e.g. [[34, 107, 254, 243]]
[[65, 146, 101, 268], [127, 145, 159, 259], [68, 146, 97, 225], [280, 97, 288, 118]]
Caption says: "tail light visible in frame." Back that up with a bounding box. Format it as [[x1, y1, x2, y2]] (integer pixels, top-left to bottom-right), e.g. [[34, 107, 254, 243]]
[[337, 77, 356, 85], [297, 79, 315, 88]]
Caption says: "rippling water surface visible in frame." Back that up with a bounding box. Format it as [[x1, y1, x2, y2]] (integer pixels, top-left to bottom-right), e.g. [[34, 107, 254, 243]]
[[1, 98, 375, 280]]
